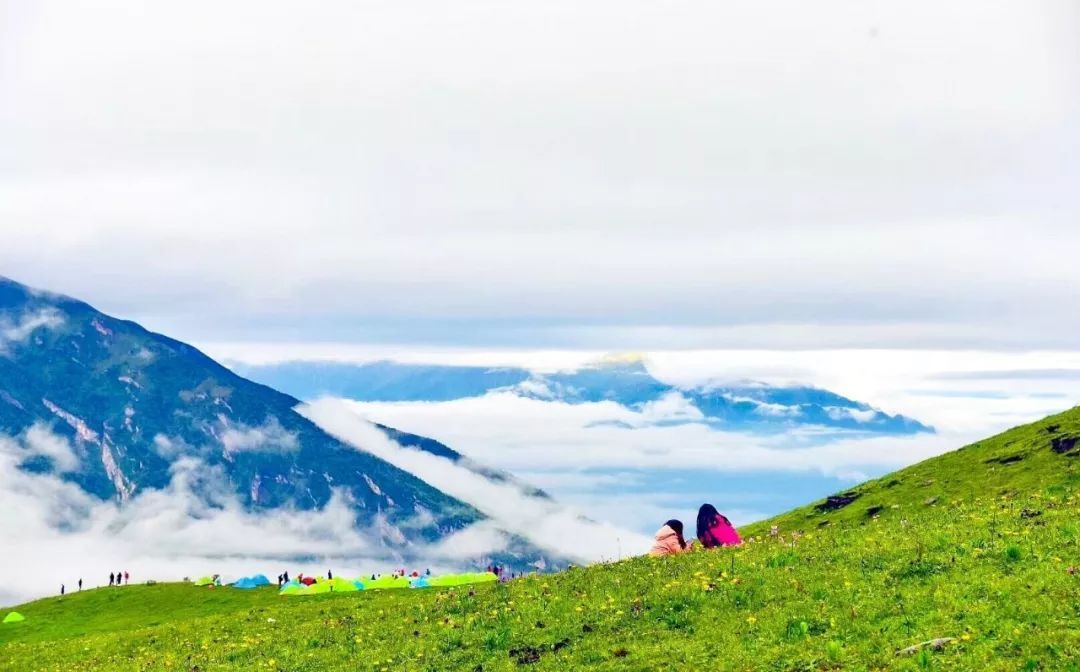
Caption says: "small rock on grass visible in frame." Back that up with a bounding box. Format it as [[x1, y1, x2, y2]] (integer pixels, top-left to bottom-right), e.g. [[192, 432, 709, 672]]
[[896, 637, 955, 656]]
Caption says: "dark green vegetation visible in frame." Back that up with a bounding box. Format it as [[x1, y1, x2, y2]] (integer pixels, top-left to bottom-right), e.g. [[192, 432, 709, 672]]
[[4, 409, 1079, 671]]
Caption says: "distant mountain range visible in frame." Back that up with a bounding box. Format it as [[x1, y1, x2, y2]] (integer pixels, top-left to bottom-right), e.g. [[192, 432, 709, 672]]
[[0, 276, 553, 567], [234, 355, 932, 435]]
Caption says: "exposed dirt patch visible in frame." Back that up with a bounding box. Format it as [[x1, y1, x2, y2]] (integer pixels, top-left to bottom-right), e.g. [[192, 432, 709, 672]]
[[865, 505, 885, 518], [815, 492, 860, 512], [510, 646, 542, 665], [1045, 424, 1060, 434]]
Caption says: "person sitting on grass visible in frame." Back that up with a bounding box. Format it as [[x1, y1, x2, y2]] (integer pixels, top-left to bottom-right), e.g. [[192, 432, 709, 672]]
[[696, 503, 742, 548], [649, 519, 689, 556]]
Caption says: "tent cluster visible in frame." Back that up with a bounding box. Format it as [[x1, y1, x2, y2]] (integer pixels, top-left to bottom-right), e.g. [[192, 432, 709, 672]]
[[280, 577, 364, 595], [279, 572, 496, 597]]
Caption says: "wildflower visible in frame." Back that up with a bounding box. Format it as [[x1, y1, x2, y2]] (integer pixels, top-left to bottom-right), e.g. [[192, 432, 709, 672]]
[[746, 616, 757, 625]]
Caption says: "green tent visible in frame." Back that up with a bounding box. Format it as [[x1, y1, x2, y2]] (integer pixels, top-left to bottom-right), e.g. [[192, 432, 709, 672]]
[[279, 582, 303, 595], [193, 576, 217, 587], [425, 572, 498, 588], [303, 582, 333, 595], [325, 577, 361, 592], [362, 575, 412, 590], [3, 612, 25, 624]]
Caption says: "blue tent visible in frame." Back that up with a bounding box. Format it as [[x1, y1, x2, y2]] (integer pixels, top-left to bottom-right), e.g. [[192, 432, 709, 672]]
[[233, 574, 273, 589], [409, 577, 430, 589]]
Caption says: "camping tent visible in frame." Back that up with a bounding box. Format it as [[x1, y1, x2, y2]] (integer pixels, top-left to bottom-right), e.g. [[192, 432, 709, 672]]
[[362, 575, 412, 590], [423, 572, 498, 588], [325, 577, 362, 592], [2, 612, 25, 624], [278, 582, 303, 595], [193, 576, 218, 587], [233, 574, 273, 590], [409, 577, 430, 589]]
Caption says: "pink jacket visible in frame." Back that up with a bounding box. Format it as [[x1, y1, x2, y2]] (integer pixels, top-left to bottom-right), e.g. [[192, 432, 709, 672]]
[[700, 516, 742, 548], [649, 525, 687, 557]]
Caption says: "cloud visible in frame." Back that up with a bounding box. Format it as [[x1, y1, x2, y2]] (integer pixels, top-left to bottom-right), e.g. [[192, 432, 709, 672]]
[[220, 417, 299, 455], [3, 425, 82, 473], [296, 398, 652, 564], [930, 368, 1080, 381], [638, 392, 704, 424], [824, 407, 878, 423], [0, 307, 64, 354], [343, 392, 964, 477], [1, 1, 1078, 349]]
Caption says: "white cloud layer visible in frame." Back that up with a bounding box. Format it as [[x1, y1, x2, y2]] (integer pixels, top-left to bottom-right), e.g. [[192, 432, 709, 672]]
[[2, 1, 1078, 348]]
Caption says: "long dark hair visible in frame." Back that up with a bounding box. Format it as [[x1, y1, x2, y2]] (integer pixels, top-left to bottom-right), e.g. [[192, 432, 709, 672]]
[[664, 519, 687, 549], [696, 503, 731, 543]]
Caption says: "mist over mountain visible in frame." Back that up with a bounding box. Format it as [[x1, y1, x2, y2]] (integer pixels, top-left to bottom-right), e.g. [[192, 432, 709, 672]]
[[234, 355, 932, 435]]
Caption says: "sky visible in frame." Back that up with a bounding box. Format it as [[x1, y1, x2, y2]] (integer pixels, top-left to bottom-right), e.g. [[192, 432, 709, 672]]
[[2, 1, 1080, 603], [2, 0, 1079, 349]]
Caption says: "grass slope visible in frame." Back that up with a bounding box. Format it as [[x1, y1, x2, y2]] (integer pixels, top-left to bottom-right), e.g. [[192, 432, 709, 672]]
[[3, 409, 1080, 671]]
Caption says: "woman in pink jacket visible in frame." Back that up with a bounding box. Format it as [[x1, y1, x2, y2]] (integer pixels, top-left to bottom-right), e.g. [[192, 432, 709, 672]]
[[696, 503, 742, 548], [649, 519, 689, 556]]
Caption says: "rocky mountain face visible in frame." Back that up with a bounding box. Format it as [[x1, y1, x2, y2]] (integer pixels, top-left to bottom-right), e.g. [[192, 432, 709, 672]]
[[0, 277, 551, 557]]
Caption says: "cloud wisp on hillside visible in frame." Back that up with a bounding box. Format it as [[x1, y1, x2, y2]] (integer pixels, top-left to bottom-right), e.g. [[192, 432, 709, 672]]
[[297, 398, 651, 563]]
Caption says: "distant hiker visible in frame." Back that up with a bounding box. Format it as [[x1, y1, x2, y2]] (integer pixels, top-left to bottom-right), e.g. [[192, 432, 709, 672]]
[[425, 568, 431, 576], [124, 571, 130, 585], [371, 574, 376, 581], [277, 574, 283, 587], [696, 504, 742, 548], [283, 571, 289, 583], [327, 569, 333, 580], [116, 570, 122, 586], [109, 572, 115, 586], [61, 584, 65, 596], [649, 519, 689, 557], [78, 578, 82, 591]]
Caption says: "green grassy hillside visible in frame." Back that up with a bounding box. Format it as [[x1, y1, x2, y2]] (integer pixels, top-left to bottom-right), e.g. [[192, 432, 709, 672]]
[[3, 409, 1079, 671]]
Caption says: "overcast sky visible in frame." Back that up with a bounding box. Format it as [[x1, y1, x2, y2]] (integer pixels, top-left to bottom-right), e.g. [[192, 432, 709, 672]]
[[2, 1, 1079, 348]]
